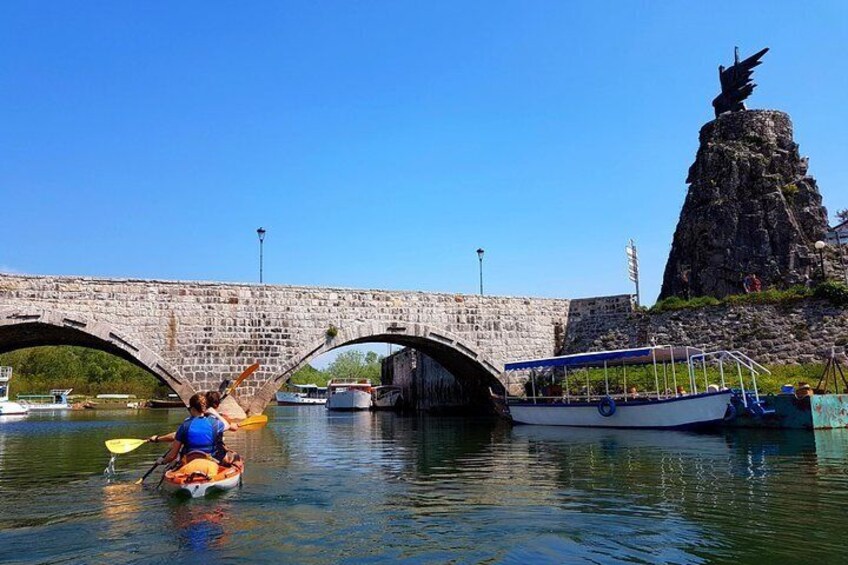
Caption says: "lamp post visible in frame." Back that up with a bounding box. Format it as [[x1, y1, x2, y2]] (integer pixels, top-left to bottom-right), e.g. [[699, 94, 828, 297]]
[[476, 248, 485, 296], [257, 227, 266, 284], [815, 240, 826, 280]]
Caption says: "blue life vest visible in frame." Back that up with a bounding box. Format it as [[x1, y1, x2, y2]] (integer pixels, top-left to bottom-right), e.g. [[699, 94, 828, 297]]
[[176, 416, 223, 455]]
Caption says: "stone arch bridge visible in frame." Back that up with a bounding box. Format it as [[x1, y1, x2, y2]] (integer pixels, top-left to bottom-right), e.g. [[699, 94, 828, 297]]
[[0, 274, 630, 414]]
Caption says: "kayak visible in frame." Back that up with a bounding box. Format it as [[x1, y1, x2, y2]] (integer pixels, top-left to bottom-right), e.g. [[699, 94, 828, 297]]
[[161, 457, 244, 498]]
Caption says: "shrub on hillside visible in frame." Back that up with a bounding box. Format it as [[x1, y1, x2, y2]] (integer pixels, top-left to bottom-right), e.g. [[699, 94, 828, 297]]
[[813, 281, 848, 307]]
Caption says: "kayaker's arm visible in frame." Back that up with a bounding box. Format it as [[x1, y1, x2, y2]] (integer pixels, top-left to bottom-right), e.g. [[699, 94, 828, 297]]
[[148, 432, 176, 443], [157, 440, 181, 465]]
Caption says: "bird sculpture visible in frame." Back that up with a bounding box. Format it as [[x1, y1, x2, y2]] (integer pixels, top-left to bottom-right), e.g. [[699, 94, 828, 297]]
[[712, 47, 769, 117]]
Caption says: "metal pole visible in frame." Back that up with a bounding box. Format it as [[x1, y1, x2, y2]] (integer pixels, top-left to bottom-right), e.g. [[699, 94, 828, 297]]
[[836, 231, 848, 285], [259, 238, 264, 284], [818, 247, 826, 279], [478, 253, 484, 295]]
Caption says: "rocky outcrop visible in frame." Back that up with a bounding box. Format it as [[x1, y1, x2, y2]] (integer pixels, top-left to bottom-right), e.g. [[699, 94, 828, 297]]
[[660, 110, 829, 300]]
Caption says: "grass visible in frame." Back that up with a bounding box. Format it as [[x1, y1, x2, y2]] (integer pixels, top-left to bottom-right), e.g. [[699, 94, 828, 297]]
[[650, 281, 848, 313]]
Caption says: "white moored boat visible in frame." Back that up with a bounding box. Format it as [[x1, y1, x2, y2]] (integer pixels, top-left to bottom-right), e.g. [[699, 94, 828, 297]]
[[276, 384, 328, 406], [0, 367, 28, 417], [504, 346, 744, 429], [18, 388, 73, 411], [372, 385, 403, 410], [326, 380, 373, 411]]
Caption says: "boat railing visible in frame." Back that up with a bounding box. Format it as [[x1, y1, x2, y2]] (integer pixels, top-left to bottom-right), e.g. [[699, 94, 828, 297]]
[[508, 390, 696, 404], [688, 350, 770, 407]]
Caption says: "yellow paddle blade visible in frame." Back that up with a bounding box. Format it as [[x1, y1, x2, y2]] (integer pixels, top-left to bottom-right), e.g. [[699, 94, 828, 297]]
[[224, 363, 260, 398], [105, 438, 148, 454], [237, 414, 268, 431]]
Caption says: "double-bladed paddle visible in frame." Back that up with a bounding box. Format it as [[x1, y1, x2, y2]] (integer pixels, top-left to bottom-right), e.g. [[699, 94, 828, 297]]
[[222, 362, 260, 400]]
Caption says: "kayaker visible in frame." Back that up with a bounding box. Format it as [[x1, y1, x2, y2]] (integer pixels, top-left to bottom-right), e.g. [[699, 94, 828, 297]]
[[204, 391, 238, 431], [204, 390, 241, 465], [155, 393, 228, 468]]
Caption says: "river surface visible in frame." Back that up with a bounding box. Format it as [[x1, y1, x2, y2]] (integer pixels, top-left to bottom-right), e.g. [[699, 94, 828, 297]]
[[1, 407, 848, 564]]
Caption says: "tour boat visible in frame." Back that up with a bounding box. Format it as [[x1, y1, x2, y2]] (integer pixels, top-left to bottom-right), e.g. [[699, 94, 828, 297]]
[[0, 367, 28, 416], [276, 384, 328, 406], [18, 388, 73, 411], [161, 459, 244, 498], [502, 346, 756, 429], [326, 380, 373, 411], [372, 385, 403, 410]]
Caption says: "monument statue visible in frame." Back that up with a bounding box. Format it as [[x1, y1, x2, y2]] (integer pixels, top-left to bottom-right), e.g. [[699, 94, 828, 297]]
[[712, 47, 769, 117], [659, 49, 830, 301]]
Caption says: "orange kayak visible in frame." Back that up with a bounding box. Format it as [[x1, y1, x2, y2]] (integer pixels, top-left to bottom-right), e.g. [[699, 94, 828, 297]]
[[161, 458, 244, 498]]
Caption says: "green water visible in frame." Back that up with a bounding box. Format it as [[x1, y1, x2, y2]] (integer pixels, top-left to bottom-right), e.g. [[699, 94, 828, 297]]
[[1, 408, 847, 563]]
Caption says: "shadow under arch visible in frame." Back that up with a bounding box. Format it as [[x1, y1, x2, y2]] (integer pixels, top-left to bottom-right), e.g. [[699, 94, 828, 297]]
[[0, 308, 195, 402], [249, 320, 506, 414]]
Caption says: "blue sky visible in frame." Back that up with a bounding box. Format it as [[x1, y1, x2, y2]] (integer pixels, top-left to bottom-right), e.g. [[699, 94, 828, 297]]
[[2, 1, 846, 307]]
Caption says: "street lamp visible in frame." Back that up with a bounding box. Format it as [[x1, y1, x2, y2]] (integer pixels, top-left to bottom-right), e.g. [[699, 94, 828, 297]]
[[476, 248, 485, 296], [257, 227, 266, 284], [815, 240, 826, 280]]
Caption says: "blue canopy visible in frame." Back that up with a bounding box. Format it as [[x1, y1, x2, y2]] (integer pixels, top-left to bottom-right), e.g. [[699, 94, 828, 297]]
[[504, 346, 701, 371]]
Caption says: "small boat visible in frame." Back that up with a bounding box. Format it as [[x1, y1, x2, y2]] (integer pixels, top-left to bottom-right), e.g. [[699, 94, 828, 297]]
[[18, 388, 73, 411], [148, 394, 185, 409], [0, 367, 28, 416], [276, 384, 328, 406], [503, 345, 744, 429], [372, 385, 403, 410], [162, 458, 244, 498], [326, 379, 373, 411]]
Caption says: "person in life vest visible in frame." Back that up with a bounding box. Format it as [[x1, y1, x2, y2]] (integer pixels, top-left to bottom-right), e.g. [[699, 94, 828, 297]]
[[204, 390, 241, 465], [154, 393, 228, 467]]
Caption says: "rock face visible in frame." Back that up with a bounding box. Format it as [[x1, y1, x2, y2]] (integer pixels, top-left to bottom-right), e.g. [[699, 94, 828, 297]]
[[660, 110, 829, 300]]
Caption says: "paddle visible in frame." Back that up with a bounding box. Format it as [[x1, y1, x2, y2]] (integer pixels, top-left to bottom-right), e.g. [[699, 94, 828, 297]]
[[105, 438, 149, 455], [135, 449, 171, 485], [236, 414, 268, 431], [222, 362, 260, 400]]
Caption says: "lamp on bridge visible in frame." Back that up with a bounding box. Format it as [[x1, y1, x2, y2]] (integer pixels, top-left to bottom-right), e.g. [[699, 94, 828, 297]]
[[257, 227, 267, 284], [477, 248, 485, 296]]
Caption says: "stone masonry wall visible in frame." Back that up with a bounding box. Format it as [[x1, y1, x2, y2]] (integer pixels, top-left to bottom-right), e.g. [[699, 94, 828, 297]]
[[564, 296, 848, 365], [0, 274, 571, 408]]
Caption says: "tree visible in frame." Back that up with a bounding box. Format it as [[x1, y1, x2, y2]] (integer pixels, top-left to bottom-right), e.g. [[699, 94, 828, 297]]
[[326, 350, 383, 383], [836, 209, 848, 224]]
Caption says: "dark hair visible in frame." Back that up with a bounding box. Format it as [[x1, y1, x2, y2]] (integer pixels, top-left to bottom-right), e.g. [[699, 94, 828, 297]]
[[205, 390, 221, 409], [188, 392, 208, 413]]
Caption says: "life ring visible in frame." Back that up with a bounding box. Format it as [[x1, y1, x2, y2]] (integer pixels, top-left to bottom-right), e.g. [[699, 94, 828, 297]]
[[598, 396, 616, 417]]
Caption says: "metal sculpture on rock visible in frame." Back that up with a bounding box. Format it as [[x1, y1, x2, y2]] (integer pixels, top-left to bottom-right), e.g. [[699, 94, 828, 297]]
[[712, 47, 769, 117]]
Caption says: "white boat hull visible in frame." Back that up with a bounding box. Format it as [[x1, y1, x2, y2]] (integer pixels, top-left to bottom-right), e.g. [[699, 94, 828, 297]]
[[508, 391, 733, 428], [326, 389, 372, 411], [23, 403, 71, 411], [275, 392, 326, 406], [0, 401, 28, 416]]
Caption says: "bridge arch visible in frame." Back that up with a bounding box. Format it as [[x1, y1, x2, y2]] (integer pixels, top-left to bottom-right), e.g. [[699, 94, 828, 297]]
[[249, 320, 505, 414], [0, 308, 195, 403]]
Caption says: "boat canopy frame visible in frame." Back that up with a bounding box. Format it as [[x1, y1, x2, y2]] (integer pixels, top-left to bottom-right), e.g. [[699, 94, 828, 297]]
[[504, 345, 764, 406]]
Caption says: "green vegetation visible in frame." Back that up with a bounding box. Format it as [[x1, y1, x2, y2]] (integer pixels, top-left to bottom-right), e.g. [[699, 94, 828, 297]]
[[650, 282, 848, 313], [527, 363, 825, 397], [0, 346, 171, 398], [325, 324, 339, 339], [287, 350, 384, 388]]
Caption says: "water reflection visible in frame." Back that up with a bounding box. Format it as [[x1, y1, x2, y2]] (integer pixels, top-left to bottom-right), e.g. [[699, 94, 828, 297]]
[[1, 407, 848, 563]]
